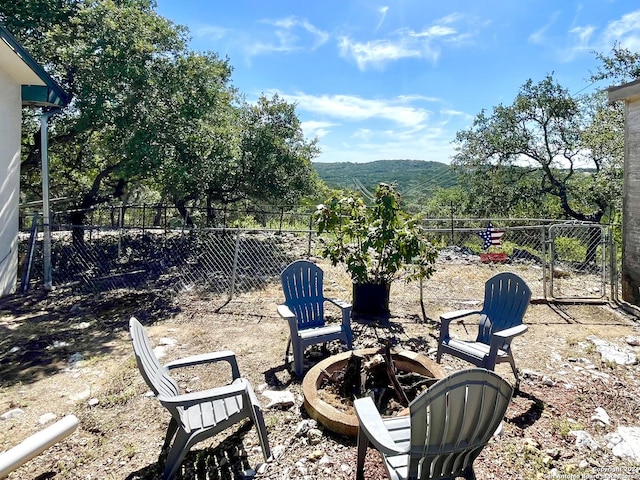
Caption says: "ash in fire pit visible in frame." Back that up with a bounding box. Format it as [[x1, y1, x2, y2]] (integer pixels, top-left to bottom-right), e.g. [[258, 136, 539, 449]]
[[319, 344, 438, 417]]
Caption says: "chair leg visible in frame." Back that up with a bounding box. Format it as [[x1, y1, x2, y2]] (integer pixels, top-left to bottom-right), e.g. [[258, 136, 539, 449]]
[[356, 426, 370, 480], [462, 465, 477, 480], [249, 402, 272, 461], [162, 418, 178, 451], [507, 354, 520, 390], [293, 341, 305, 376], [284, 336, 292, 363], [162, 429, 191, 480]]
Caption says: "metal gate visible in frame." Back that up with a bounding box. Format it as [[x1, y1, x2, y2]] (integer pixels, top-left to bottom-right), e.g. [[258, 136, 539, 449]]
[[547, 222, 610, 301]]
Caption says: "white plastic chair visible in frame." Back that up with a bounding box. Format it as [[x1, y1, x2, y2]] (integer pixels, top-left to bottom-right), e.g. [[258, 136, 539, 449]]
[[354, 368, 513, 480], [129, 317, 270, 480]]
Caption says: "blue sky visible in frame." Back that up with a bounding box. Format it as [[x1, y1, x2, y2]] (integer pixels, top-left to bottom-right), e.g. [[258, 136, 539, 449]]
[[156, 0, 640, 164]]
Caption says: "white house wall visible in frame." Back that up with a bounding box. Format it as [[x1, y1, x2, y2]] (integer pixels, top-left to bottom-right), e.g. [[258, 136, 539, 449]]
[[622, 98, 640, 304], [0, 67, 21, 297]]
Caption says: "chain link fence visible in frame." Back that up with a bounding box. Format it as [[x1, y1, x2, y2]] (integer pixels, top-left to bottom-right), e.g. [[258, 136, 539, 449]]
[[17, 204, 622, 309]]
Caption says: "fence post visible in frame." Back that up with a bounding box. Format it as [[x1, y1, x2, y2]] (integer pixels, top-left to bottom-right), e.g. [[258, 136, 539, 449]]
[[541, 225, 548, 300], [450, 201, 455, 246], [308, 214, 313, 258], [229, 229, 241, 301], [118, 203, 124, 258], [142, 204, 146, 234]]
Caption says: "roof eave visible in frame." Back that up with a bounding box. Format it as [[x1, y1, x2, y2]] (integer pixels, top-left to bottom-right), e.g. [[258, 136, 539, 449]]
[[0, 23, 69, 108]]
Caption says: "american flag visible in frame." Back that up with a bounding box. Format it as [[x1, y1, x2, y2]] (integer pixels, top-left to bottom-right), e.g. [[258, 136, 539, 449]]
[[479, 222, 504, 250]]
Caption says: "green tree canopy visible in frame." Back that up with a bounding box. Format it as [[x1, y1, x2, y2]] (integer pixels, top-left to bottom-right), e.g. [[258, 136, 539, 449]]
[[452, 75, 622, 222]]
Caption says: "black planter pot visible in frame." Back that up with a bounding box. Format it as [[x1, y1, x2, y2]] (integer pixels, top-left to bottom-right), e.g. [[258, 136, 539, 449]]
[[352, 282, 391, 321]]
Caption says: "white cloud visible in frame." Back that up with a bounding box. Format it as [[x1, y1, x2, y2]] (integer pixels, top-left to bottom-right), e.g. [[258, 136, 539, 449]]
[[301, 120, 337, 139], [281, 92, 431, 127], [528, 11, 561, 45], [272, 91, 469, 163], [376, 6, 389, 32], [338, 36, 427, 69], [196, 17, 329, 58], [338, 14, 479, 70], [603, 10, 640, 52], [194, 25, 232, 41], [260, 16, 329, 50]]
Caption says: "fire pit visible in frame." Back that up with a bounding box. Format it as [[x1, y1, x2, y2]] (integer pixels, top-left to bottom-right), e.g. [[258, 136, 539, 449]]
[[302, 348, 444, 437]]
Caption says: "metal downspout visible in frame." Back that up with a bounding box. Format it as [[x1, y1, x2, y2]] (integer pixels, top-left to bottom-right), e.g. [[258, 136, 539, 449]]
[[41, 109, 58, 290]]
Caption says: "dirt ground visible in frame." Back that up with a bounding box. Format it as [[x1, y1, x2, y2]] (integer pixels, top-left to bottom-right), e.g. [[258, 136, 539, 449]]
[[1, 259, 640, 480]]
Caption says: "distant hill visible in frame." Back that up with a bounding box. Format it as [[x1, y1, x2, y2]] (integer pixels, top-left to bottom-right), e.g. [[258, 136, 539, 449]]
[[312, 159, 457, 198]]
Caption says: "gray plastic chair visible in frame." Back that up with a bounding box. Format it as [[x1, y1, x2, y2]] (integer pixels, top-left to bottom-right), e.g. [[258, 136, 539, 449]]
[[436, 272, 531, 387], [129, 317, 270, 480], [354, 368, 514, 480], [277, 259, 352, 376]]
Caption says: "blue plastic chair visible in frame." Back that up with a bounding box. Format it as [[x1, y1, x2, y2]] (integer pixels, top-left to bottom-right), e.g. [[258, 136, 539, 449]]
[[436, 272, 531, 387], [278, 260, 352, 375]]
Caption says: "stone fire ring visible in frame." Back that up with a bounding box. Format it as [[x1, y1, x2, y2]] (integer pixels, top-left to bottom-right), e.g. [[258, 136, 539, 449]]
[[302, 348, 445, 437]]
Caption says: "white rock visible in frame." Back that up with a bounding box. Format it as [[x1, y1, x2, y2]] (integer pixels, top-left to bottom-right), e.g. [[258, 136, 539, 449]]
[[153, 346, 168, 359], [606, 426, 640, 462], [624, 335, 640, 347], [591, 407, 610, 426], [569, 430, 600, 451], [295, 460, 307, 475], [295, 419, 317, 437], [38, 412, 57, 425], [1, 408, 25, 420], [69, 386, 91, 402], [88, 398, 100, 407], [159, 337, 177, 346], [269, 445, 286, 461], [542, 376, 555, 386], [308, 428, 323, 445], [587, 336, 637, 365], [522, 369, 542, 380], [262, 390, 295, 409]]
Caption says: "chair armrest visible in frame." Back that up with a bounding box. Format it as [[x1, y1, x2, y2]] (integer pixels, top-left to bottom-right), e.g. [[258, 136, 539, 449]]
[[277, 304, 300, 338], [354, 397, 408, 457], [439, 309, 480, 323], [493, 324, 528, 340], [486, 324, 528, 370], [439, 309, 480, 342], [164, 350, 240, 381], [158, 378, 250, 408], [325, 297, 352, 327], [325, 297, 352, 310], [277, 304, 296, 320]]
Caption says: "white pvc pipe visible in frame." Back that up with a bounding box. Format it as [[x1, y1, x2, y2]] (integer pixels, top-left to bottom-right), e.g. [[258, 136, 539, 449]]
[[0, 415, 78, 478]]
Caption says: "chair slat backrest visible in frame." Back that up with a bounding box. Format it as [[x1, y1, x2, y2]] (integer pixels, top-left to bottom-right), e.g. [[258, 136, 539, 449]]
[[129, 317, 180, 399], [281, 260, 325, 330], [409, 369, 513, 480], [476, 272, 531, 347]]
